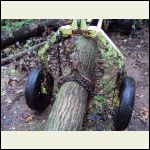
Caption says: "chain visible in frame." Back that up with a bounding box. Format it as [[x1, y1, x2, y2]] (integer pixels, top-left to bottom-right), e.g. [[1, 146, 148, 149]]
[[57, 39, 63, 77], [55, 34, 96, 96], [92, 65, 126, 98], [58, 69, 94, 96], [48, 30, 126, 98]]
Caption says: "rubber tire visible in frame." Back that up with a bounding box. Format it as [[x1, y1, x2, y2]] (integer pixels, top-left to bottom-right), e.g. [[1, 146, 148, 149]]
[[114, 76, 135, 131], [25, 68, 54, 111]]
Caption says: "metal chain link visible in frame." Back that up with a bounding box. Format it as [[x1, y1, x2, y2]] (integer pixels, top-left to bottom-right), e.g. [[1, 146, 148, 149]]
[[48, 31, 126, 97], [54, 34, 96, 96]]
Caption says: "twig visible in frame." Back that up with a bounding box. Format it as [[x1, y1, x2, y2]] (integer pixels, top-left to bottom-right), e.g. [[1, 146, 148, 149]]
[[1, 42, 45, 66], [125, 50, 149, 55]]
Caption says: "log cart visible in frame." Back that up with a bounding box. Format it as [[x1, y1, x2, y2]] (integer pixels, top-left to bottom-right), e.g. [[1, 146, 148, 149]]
[[25, 19, 135, 131]]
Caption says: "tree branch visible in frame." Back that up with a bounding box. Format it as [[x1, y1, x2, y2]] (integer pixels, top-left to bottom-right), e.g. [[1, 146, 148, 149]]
[[1, 42, 45, 65]]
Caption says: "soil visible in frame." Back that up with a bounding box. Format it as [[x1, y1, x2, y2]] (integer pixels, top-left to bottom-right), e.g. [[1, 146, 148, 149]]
[[108, 28, 149, 131], [1, 26, 149, 131]]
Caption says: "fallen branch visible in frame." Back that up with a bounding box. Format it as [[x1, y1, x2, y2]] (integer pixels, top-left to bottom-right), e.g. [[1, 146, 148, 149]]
[[1, 42, 45, 66]]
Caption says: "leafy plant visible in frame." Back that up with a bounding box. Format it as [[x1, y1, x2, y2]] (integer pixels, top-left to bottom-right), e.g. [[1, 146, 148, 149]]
[[94, 95, 105, 102], [94, 95, 107, 107], [1, 19, 34, 31]]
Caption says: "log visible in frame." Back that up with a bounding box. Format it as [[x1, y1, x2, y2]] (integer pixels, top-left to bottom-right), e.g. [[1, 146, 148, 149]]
[[1, 19, 71, 49], [45, 35, 98, 131]]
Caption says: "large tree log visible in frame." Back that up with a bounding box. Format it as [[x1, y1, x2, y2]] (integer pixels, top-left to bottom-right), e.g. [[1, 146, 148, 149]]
[[1, 19, 71, 49], [45, 35, 98, 131]]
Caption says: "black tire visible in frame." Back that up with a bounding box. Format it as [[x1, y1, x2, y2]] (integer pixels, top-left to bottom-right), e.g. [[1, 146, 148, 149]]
[[25, 68, 54, 111], [114, 76, 135, 131]]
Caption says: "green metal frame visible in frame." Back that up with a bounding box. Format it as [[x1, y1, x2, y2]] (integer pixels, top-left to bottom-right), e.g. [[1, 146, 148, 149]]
[[38, 19, 126, 94]]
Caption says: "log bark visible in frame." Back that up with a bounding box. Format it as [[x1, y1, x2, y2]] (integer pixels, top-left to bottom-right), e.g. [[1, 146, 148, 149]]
[[45, 36, 98, 131], [1, 19, 71, 49]]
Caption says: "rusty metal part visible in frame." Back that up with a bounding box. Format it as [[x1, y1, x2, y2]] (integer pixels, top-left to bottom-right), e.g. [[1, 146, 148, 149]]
[[57, 69, 94, 95]]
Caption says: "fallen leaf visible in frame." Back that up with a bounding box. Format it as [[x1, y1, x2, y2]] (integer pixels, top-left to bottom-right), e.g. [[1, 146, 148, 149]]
[[25, 115, 33, 122], [42, 120, 46, 123], [136, 93, 144, 98], [11, 77, 20, 82], [136, 93, 140, 97], [1, 91, 6, 96], [136, 45, 141, 48], [140, 40, 145, 44], [9, 127, 16, 130], [139, 95, 144, 98], [1, 66, 7, 70], [15, 89, 24, 94], [140, 107, 149, 120], [107, 114, 112, 119], [133, 64, 138, 68], [8, 79, 17, 86], [3, 78, 10, 85], [11, 81, 17, 87], [144, 72, 148, 76], [5, 99, 12, 104], [13, 111, 17, 114], [137, 53, 142, 59], [140, 107, 149, 112], [30, 61, 36, 67]]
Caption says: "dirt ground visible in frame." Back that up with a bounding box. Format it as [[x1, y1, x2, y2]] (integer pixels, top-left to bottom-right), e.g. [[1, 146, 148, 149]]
[[1, 27, 149, 131], [108, 28, 149, 131]]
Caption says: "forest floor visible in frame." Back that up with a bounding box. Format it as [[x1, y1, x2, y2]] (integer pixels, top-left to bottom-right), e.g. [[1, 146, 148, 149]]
[[1, 26, 149, 131], [109, 28, 149, 131]]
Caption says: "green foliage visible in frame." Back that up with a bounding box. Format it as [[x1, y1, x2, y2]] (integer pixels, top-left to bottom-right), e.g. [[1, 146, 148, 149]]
[[104, 81, 114, 92], [24, 43, 31, 49], [41, 82, 47, 94], [94, 95, 107, 107], [38, 32, 59, 94], [101, 47, 125, 69], [6, 68, 18, 76], [94, 95, 105, 102], [97, 31, 125, 69], [100, 75, 115, 93], [112, 89, 120, 107], [91, 106, 98, 113], [133, 19, 149, 26], [1, 19, 34, 31]]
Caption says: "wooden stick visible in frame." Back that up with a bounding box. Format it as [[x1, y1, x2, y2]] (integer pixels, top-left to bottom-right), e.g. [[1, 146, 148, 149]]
[[1, 42, 45, 65]]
